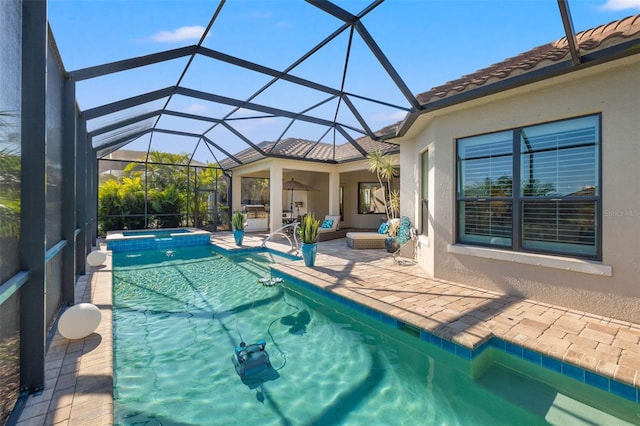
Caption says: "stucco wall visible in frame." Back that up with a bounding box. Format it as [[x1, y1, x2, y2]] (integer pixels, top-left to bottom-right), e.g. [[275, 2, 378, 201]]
[[402, 57, 640, 322]]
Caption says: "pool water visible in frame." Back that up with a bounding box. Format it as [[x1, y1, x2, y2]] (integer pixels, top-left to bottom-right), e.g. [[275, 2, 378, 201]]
[[112, 246, 639, 425]]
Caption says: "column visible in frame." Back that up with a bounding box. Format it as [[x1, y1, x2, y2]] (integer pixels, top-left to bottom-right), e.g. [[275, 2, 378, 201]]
[[328, 170, 340, 215], [20, 0, 48, 393], [269, 165, 283, 232]]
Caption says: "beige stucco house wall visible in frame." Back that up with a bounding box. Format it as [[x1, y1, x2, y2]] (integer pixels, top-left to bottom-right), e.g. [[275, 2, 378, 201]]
[[397, 55, 640, 323]]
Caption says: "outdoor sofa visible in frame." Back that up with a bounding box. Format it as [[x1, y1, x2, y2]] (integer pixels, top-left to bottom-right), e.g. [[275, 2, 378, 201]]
[[346, 217, 413, 251], [346, 231, 387, 249], [316, 215, 342, 241]]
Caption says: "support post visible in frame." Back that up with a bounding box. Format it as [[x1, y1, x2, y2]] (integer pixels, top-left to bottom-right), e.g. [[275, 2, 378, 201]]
[[269, 166, 283, 233], [19, 0, 48, 393], [62, 78, 77, 305], [76, 123, 88, 275], [231, 172, 242, 213], [328, 170, 340, 216]]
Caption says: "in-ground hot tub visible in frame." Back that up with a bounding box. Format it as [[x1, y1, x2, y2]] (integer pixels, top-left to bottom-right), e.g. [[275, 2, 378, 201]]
[[106, 228, 211, 252]]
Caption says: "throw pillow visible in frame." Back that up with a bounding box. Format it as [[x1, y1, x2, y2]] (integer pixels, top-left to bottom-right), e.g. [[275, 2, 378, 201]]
[[321, 219, 334, 229], [396, 216, 412, 244], [377, 222, 388, 234]]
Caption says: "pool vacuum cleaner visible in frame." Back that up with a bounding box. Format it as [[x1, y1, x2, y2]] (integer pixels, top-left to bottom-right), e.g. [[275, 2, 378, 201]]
[[231, 339, 272, 379]]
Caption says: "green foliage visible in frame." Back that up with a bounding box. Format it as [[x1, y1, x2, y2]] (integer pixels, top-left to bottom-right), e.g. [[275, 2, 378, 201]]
[[98, 179, 125, 233], [97, 151, 230, 234], [0, 113, 21, 240], [148, 184, 185, 228], [297, 213, 320, 244], [190, 166, 228, 228], [367, 149, 398, 220], [124, 151, 190, 191], [232, 211, 245, 230], [98, 176, 146, 233], [0, 147, 21, 239]]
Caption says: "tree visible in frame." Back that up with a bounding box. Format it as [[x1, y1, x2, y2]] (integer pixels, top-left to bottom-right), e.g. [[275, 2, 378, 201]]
[[367, 150, 398, 221], [97, 151, 230, 234], [148, 184, 184, 228], [98, 176, 146, 233]]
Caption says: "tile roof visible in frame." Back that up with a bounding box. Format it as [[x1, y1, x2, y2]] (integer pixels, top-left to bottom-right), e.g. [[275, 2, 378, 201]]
[[416, 14, 640, 105], [219, 136, 399, 169]]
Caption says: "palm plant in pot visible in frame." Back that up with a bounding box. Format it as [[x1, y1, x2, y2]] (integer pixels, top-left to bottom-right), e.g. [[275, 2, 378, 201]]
[[297, 213, 320, 266], [231, 210, 246, 246]]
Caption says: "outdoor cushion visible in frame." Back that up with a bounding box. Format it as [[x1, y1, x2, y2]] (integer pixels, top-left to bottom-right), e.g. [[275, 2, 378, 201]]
[[377, 222, 388, 234], [321, 219, 334, 229], [346, 232, 387, 249], [318, 215, 341, 233]]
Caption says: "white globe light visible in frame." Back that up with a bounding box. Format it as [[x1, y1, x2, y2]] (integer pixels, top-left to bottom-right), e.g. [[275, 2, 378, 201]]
[[58, 303, 102, 340], [86, 251, 107, 267]]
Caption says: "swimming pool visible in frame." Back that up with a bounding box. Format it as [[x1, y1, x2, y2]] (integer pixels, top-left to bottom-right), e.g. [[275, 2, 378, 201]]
[[112, 246, 639, 425]]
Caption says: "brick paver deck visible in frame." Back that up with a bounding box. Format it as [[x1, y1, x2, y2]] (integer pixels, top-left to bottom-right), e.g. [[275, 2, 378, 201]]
[[16, 232, 640, 425]]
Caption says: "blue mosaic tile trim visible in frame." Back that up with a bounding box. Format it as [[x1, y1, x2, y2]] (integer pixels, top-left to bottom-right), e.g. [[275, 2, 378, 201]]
[[210, 245, 301, 261], [209, 245, 263, 255], [271, 269, 640, 404], [272, 270, 401, 328], [417, 330, 490, 360], [491, 340, 639, 403], [107, 234, 211, 252]]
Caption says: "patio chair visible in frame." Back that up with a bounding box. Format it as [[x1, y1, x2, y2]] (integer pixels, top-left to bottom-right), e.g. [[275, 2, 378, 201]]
[[393, 227, 419, 265]]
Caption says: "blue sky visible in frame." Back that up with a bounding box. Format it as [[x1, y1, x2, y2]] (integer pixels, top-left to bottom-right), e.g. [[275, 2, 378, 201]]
[[48, 0, 640, 163]]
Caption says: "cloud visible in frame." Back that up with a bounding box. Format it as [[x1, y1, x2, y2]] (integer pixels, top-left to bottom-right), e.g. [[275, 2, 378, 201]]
[[150, 26, 207, 42], [370, 110, 408, 122], [185, 103, 208, 113], [600, 0, 640, 11]]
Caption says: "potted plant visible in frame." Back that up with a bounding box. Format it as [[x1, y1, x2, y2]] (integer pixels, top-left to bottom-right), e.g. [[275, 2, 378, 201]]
[[231, 210, 246, 246], [297, 213, 320, 266]]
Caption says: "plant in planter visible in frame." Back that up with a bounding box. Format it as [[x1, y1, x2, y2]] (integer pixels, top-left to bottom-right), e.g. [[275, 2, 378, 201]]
[[231, 210, 246, 246], [297, 213, 320, 266]]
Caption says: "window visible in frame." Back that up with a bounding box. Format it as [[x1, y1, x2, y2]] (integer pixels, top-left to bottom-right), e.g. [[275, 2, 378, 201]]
[[421, 150, 429, 235], [240, 177, 270, 205], [456, 114, 600, 258], [358, 182, 388, 214]]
